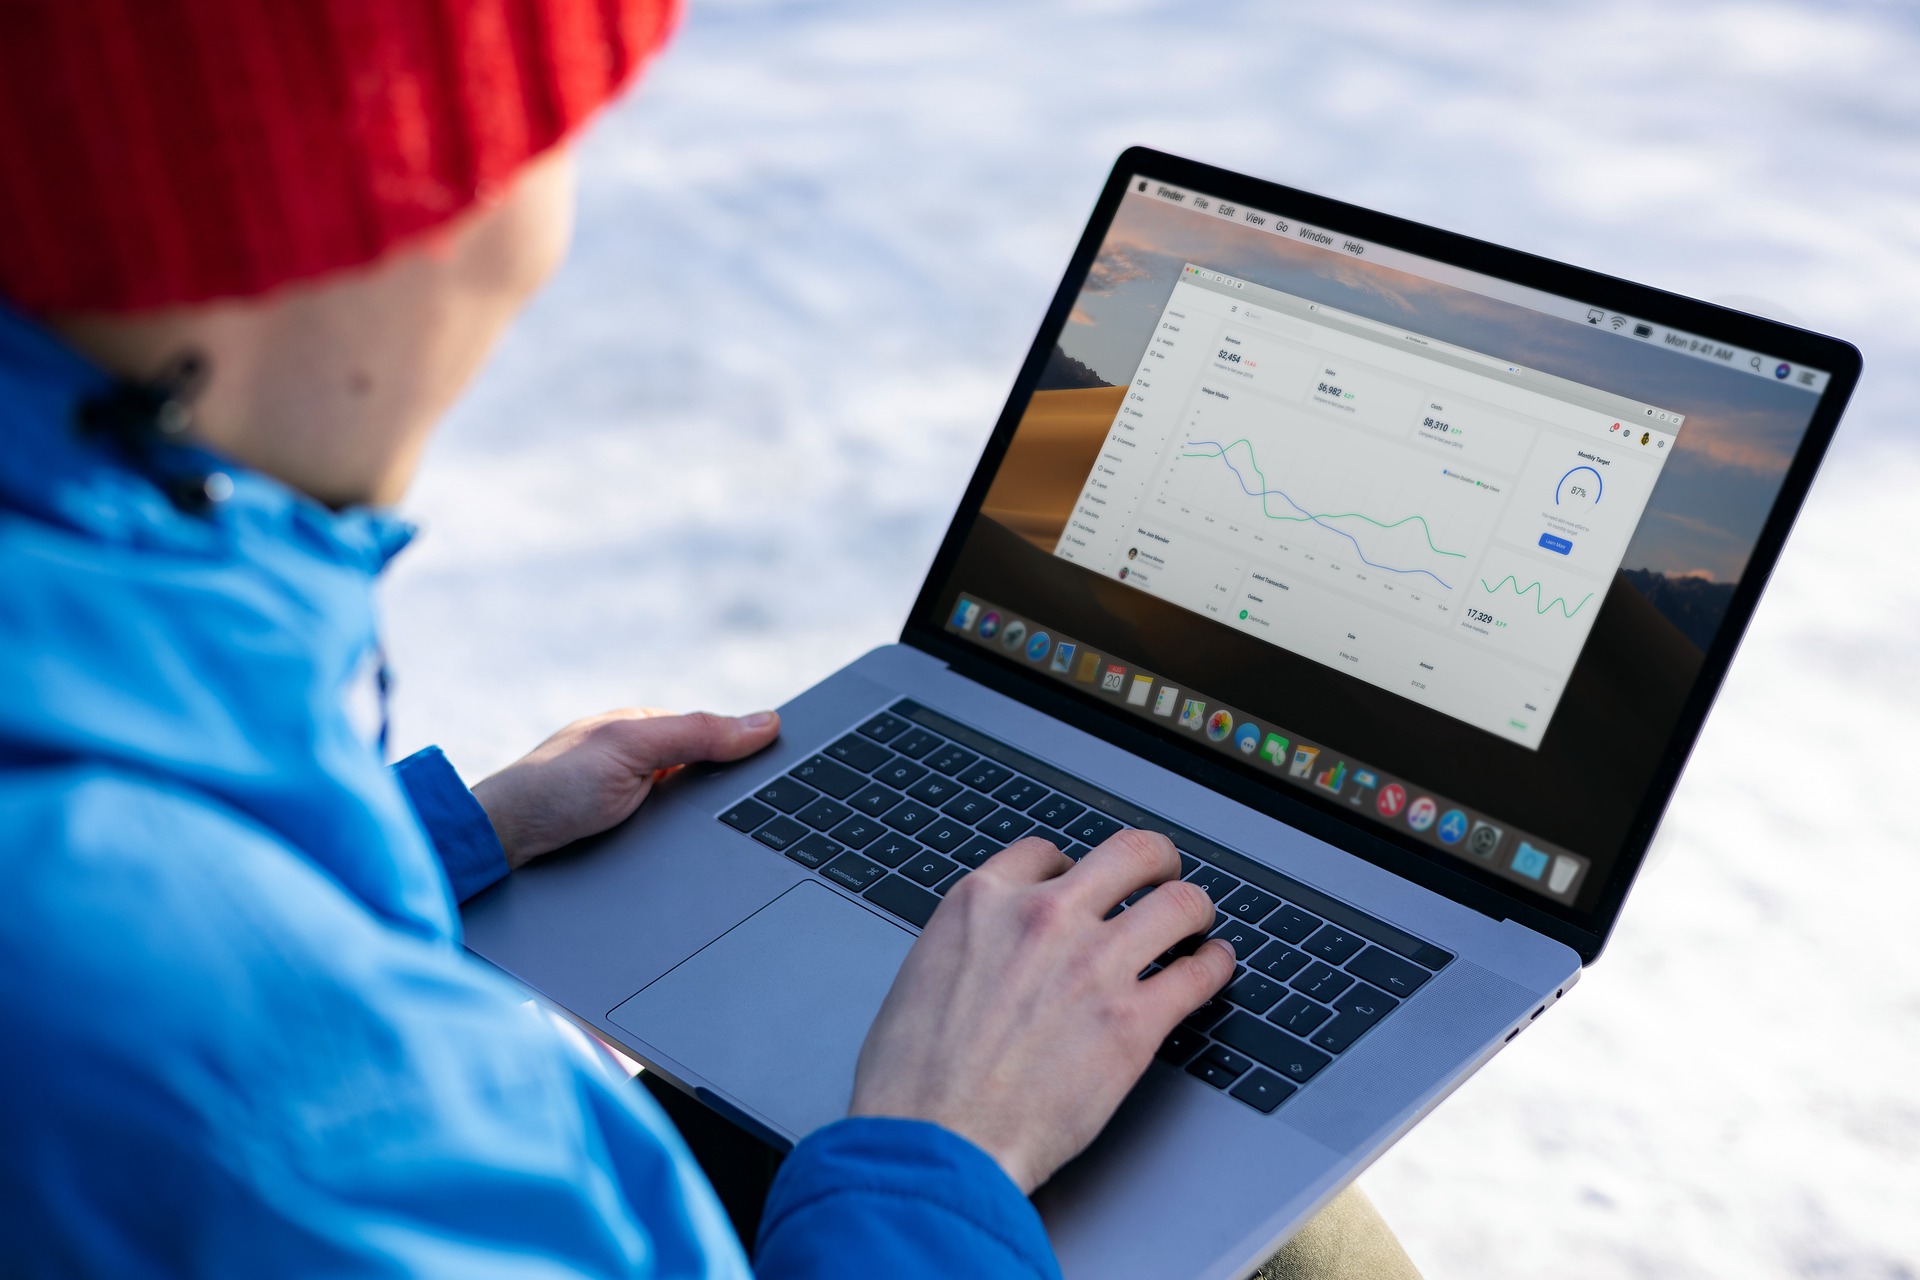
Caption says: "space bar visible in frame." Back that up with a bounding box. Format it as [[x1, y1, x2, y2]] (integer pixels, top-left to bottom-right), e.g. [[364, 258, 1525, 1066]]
[[864, 876, 939, 928]]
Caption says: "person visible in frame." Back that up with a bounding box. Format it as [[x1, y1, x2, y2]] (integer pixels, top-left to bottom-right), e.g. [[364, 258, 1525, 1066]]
[[0, 2, 1419, 1276]]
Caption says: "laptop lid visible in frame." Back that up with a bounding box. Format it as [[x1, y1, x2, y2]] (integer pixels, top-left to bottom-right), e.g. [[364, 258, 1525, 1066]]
[[902, 147, 1860, 964]]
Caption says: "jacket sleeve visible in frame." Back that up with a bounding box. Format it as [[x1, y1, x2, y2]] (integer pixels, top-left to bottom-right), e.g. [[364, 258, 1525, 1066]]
[[755, 1117, 1062, 1280], [0, 768, 750, 1279], [393, 744, 509, 903]]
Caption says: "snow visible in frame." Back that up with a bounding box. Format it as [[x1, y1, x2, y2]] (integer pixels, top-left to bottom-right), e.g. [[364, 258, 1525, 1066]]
[[382, 2, 1920, 1275]]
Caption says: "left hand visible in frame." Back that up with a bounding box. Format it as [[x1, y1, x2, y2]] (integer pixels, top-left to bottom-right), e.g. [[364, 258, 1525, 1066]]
[[472, 707, 780, 868]]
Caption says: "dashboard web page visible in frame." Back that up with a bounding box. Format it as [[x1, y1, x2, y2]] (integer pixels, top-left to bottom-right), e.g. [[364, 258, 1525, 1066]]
[[1054, 264, 1683, 749]]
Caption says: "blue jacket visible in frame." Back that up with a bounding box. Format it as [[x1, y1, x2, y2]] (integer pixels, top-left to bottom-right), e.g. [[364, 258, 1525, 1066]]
[[0, 306, 1059, 1280]]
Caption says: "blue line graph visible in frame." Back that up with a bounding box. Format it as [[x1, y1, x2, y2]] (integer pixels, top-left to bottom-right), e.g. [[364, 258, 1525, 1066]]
[[1183, 438, 1457, 590]]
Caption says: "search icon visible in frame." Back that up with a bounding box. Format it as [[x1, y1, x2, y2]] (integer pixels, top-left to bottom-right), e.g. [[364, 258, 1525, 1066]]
[[1749, 355, 1762, 371]]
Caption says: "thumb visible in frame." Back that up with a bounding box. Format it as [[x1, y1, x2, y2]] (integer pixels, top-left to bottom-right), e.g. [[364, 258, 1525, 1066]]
[[607, 709, 781, 772]]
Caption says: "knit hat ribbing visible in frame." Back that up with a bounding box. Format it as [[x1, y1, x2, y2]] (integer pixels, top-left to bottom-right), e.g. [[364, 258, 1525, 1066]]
[[0, 0, 678, 313]]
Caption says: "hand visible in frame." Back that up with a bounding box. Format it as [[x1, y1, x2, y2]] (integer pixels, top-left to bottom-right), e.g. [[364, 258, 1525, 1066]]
[[472, 708, 780, 868], [848, 829, 1236, 1193]]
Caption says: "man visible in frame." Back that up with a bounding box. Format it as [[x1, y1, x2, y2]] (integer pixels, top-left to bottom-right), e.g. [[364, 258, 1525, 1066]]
[[0, 2, 1416, 1276]]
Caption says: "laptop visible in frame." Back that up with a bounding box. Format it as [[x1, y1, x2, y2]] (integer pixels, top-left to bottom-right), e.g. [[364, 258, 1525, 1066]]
[[462, 147, 1860, 1279]]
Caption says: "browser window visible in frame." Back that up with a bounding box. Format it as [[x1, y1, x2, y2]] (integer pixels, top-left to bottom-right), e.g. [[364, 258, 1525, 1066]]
[[1055, 264, 1681, 747]]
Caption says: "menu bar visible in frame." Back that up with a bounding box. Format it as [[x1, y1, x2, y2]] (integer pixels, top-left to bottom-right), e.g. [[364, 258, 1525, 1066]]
[[1132, 176, 1829, 395], [947, 593, 1591, 904]]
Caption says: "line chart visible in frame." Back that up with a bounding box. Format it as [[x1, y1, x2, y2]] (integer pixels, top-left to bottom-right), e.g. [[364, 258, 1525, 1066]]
[[1181, 437, 1464, 589], [1479, 575, 1594, 617]]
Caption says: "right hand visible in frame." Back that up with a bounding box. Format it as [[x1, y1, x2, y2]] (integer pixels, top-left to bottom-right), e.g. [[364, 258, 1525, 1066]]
[[848, 829, 1236, 1194]]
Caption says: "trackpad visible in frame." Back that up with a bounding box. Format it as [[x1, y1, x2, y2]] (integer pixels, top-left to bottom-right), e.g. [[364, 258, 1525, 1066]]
[[607, 882, 915, 1143]]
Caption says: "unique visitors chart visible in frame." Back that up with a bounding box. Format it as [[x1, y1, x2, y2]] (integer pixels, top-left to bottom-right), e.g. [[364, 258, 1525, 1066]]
[[1055, 265, 1681, 747]]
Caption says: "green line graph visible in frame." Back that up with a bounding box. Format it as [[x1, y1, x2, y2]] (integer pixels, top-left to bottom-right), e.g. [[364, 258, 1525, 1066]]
[[1180, 438, 1468, 560], [1479, 575, 1594, 618]]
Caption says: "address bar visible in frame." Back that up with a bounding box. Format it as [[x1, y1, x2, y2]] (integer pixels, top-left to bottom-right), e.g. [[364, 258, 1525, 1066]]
[[1304, 302, 1522, 375]]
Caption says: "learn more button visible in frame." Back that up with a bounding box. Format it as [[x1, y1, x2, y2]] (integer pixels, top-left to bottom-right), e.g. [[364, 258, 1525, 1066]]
[[1537, 533, 1573, 555]]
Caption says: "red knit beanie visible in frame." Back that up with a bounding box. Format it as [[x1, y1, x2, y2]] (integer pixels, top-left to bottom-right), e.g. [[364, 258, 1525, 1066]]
[[0, 0, 679, 314]]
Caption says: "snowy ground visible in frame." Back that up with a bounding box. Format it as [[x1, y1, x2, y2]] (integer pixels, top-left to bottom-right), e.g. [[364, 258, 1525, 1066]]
[[383, 3, 1920, 1276]]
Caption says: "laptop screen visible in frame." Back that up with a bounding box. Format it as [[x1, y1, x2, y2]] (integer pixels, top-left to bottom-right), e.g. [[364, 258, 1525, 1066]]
[[920, 164, 1842, 927]]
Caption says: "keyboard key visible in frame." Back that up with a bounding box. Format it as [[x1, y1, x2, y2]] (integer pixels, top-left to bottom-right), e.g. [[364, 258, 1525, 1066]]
[[847, 782, 902, 818], [1210, 918, 1267, 962], [1186, 1043, 1251, 1089], [903, 851, 960, 888], [1156, 1025, 1207, 1066], [1029, 794, 1086, 829], [1214, 1012, 1332, 1085], [1182, 993, 1231, 1031], [882, 799, 940, 835], [823, 851, 886, 892], [864, 832, 921, 868], [826, 734, 892, 772], [1248, 942, 1310, 983], [891, 728, 944, 759], [789, 755, 866, 800], [1225, 970, 1286, 1015], [1159, 930, 1206, 965], [751, 816, 808, 852], [924, 743, 978, 776], [856, 712, 910, 743], [991, 777, 1048, 809], [753, 777, 817, 814], [1309, 1014, 1373, 1055], [940, 790, 996, 824], [1219, 885, 1282, 925], [1261, 903, 1321, 945], [956, 759, 1014, 793], [872, 757, 929, 790], [1303, 924, 1365, 965], [1269, 993, 1333, 1036], [1332, 982, 1398, 1025], [795, 796, 853, 832], [1178, 850, 1200, 877], [906, 773, 966, 806], [977, 807, 1036, 843], [933, 868, 967, 895], [1184, 866, 1241, 904], [1229, 1068, 1297, 1114], [787, 832, 844, 869], [827, 815, 886, 849], [1061, 843, 1093, 861], [1289, 961, 1354, 1003], [950, 834, 1003, 870], [918, 816, 972, 855], [864, 874, 939, 927], [719, 799, 774, 832], [1346, 946, 1432, 997], [1027, 826, 1069, 851], [1063, 811, 1122, 846]]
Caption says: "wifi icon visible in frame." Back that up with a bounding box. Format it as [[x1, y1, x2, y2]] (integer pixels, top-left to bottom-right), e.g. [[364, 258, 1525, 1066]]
[[1609, 315, 1627, 331]]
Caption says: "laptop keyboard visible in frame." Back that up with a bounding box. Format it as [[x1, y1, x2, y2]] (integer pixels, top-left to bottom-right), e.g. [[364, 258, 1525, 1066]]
[[717, 699, 1452, 1116]]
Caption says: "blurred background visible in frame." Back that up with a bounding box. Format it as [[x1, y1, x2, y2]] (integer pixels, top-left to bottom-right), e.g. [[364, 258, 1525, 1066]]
[[384, 1, 1920, 1276]]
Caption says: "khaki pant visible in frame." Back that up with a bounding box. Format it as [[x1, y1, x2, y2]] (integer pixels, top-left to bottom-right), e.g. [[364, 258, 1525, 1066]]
[[1257, 1186, 1422, 1279]]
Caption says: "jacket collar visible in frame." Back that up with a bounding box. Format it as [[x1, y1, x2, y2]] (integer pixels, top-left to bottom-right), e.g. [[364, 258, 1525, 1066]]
[[0, 302, 414, 577]]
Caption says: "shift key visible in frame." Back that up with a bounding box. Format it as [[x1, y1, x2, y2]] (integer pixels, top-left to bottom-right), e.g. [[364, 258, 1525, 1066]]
[[1213, 1011, 1332, 1085]]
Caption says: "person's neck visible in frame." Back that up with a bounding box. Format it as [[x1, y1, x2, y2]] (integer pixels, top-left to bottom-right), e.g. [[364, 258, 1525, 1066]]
[[46, 146, 577, 510]]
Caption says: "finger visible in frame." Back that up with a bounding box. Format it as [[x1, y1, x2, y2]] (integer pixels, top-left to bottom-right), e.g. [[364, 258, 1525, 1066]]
[[1109, 877, 1218, 967], [602, 710, 781, 771], [1137, 939, 1237, 1028], [978, 834, 1075, 885], [1056, 828, 1180, 914]]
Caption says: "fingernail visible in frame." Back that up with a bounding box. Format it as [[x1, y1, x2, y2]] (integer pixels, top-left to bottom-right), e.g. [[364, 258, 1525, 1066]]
[[742, 711, 778, 729], [1210, 937, 1238, 961]]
